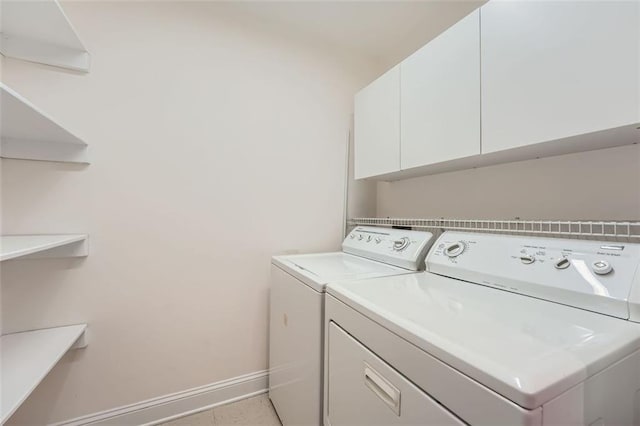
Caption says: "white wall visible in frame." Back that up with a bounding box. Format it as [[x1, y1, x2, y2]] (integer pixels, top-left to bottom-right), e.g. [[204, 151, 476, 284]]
[[377, 144, 640, 220], [346, 115, 377, 231], [0, 2, 376, 423]]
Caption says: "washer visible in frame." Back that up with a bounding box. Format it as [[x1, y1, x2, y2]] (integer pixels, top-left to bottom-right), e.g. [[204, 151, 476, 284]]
[[324, 231, 640, 426], [269, 226, 436, 426]]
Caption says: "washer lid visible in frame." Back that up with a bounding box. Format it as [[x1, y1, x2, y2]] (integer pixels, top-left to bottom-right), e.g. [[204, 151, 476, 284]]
[[327, 272, 640, 410], [272, 252, 411, 292]]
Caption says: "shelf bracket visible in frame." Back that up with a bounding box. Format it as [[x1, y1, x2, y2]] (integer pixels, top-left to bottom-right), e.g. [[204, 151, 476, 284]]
[[0, 34, 91, 73], [1, 137, 89, 164], [18, 239, 89, 260], [71, 329, 88, 349]]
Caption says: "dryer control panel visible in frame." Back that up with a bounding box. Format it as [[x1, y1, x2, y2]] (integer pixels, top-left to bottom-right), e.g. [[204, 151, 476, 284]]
[[343, 227, 435, 271], [428, 231, 640, 322]]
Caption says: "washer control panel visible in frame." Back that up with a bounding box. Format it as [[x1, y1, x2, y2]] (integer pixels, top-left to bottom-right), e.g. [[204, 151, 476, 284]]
[[428, 231, 640, 322], [343, 227, 436, 271]]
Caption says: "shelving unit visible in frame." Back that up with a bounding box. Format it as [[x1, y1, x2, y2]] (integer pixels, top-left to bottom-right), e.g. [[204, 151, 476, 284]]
[[0, 2, 91, 423], [0, 83, 89, 163], [1, 325, 88, 424], [349, 218, 640, 242], [0, 235, 88, 261], [0, 0, 90, 72]]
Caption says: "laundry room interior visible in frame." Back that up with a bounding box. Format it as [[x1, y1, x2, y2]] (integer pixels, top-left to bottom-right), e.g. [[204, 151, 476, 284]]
[[1, 1, 639, 425]]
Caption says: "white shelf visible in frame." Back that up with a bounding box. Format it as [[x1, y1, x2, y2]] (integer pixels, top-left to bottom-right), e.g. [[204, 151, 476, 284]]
[[0, 0, 90, 72], [350, 218, 640, 242], [1, 325, 87, 424], [0, 234, 88, 261], [0, 83, 89, 163]]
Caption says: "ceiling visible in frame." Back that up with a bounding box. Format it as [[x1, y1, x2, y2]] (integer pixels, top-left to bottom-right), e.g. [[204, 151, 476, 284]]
[[225, 0, 485, 70]]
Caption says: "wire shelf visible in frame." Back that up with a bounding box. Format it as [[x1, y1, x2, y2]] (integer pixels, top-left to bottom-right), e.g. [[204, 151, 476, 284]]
[[348, 218, 640, 242]]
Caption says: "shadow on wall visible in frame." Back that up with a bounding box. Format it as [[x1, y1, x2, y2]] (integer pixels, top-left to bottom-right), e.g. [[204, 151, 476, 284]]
[[376, 144, 640, 221]]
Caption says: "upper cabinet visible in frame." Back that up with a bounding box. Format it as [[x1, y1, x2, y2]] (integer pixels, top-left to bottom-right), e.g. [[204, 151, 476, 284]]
[[401, 10, 480, 170], [354, 65, 400, 179], [481, 1, 639, 154], [355, 10, 480, 180], [354, 1, 639, 181], [354, 65, 401, 179]]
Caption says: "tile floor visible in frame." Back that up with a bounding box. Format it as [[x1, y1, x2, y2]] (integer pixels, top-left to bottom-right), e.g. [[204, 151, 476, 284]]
[[160, 394, 282, 426]]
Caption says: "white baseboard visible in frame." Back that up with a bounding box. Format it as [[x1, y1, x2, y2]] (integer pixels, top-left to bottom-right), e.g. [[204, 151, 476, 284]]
[[54, 370, 268, 426]]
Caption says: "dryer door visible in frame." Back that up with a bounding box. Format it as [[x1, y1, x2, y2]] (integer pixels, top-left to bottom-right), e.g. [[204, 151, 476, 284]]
[[327, 322, 464, 426]]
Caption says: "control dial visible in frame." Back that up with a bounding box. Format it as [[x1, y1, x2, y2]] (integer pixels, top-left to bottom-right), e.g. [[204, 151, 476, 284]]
[[592, 260, 613, 275], [357, 234, 363, 241], [554, 257, 570, 270], [520, 255, 535, 264], [393, 237, 410, 251], [444, 241, 466, 258]]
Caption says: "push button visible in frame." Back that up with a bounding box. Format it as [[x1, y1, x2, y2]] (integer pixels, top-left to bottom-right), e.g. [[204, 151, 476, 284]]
[[592, 260, 613, 275]]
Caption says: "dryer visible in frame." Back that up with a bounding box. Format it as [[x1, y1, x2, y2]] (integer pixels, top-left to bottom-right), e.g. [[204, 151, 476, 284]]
[[269, 226, 436, 426], [324, 231, 640, 425]]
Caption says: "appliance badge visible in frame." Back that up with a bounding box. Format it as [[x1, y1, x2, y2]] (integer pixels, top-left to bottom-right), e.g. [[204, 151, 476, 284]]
[[600, 245, 624, 251]]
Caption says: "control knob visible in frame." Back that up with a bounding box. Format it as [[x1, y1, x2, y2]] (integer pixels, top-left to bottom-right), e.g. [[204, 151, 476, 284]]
[[444, 241, 466, 258], [554, 257, 570, 270], [520, 255, 535, 264], [374, 237, 381, 244], [393, 237, 410, 251], [358, 234, 363, 241], [592, 260, 613, 275]]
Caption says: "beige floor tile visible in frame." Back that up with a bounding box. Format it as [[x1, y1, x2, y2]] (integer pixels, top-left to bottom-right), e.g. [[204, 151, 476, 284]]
[[213, 394, 282, 426], [159, 409, 215, 426]]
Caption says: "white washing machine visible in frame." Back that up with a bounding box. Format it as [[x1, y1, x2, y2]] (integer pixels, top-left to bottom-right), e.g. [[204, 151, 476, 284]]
[[324, 231, 640, 426], [269, 226, 436, 426]]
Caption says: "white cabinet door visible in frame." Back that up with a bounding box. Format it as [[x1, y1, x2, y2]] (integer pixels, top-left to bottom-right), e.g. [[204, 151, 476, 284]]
[[354, 65, 400, 179], [401, 10, 480, 170], [481, 1, 640, 154]]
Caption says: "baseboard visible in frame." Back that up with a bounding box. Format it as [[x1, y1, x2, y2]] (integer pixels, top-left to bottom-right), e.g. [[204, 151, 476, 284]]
[[54, 370, 268, 426]]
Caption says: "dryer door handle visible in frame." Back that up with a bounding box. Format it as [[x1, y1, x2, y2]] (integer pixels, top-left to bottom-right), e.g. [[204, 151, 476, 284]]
[[364, 363, 401, 416]]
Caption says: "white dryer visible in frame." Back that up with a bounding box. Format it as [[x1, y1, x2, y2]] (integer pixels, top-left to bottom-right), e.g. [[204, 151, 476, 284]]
[[269, 226, 436, 426], [324, 231, 640, 426]]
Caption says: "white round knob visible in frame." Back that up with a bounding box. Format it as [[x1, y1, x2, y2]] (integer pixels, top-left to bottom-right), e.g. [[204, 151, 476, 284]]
[[375, 237, 381, 244], [357, 234, 363, 241], [592, 260, 613, 275], [445, 241, 466, 257], [349, 234, 355, 239], [366, 235, 372, 242], [554, 257, 570, 270], [393, 237, 410, 251], [520, 255, 535, 264]]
